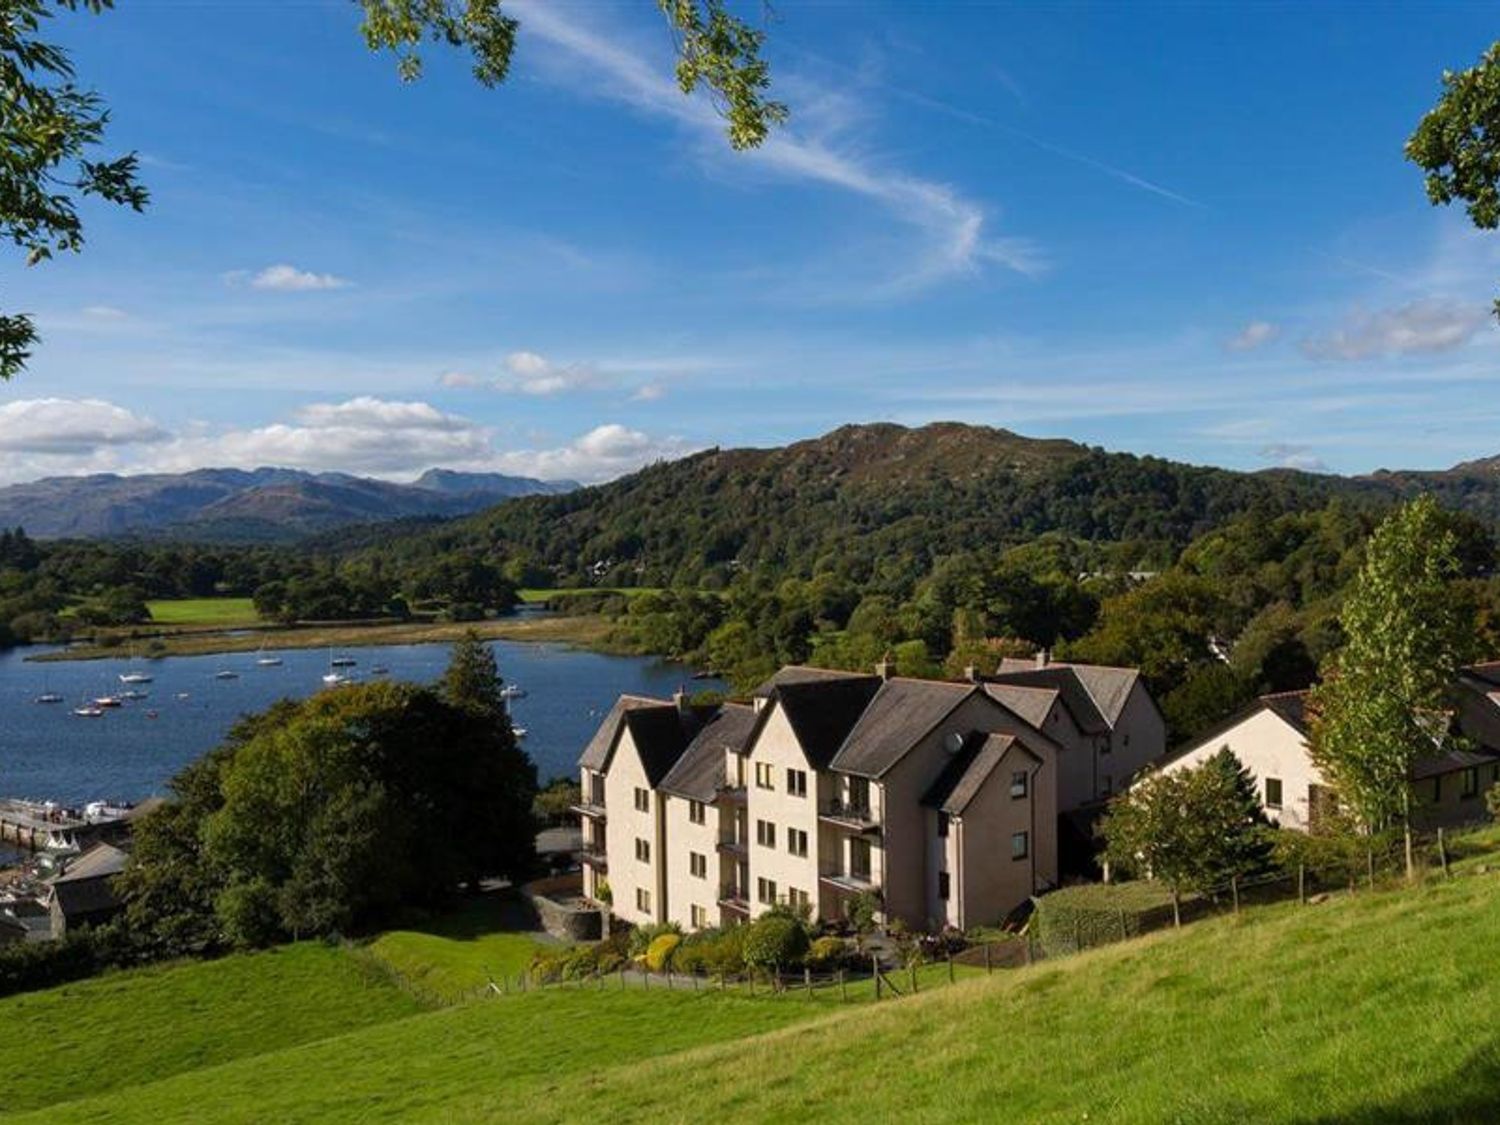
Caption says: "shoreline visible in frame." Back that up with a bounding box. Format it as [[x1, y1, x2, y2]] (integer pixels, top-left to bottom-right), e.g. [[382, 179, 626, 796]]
[[24, 615, 628, 663]]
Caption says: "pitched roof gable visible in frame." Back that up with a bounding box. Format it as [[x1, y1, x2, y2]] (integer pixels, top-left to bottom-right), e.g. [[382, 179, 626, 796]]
[[578, 695, 668, 772], [659, 703, 756, 801], [828, 678, 976, 778], [750, 675, 882, 770], [922, 733, 1042, 814], [989, 665, 1109, 734], [981, 683, 1060, 731], [751, 665, 874, 698]]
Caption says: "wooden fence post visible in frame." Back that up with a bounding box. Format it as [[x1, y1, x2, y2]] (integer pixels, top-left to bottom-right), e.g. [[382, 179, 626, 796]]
[[804, 966, 813, 1000], [1298, 863, 1306, 905], [1366, 844, 1375, 891], [643, 968, 649, 992], [984, 942, 993, 974], [873, 955, 882, 1000], [909, 962, 918, 994], [947, 953, 954, 984], [839, 969, 847, 1002], [1439, 828, 1451, 880], [1230, 874, 1240, 915], [748, 972, 755, 997]]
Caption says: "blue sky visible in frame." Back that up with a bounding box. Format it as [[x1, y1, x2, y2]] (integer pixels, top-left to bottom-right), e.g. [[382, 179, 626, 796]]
[[2, 1, 1499, 485]]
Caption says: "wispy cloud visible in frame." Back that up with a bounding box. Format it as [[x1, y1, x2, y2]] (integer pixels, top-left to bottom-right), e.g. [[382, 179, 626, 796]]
[[510, 1, 1036, 292], [1226, 320, 1277, 352], [499, 350, 606, 396], [1258, 442, 1327, 472], [1301, 299, 1490, 361], [233, 264, 351, 292]]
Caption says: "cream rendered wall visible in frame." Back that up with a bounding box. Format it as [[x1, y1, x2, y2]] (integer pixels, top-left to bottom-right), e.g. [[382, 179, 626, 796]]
[[952, 745, 1049, 928], [1160, 708, 1318, 830], [745, 704, 823, 919], [601, 728, 666, 925], [662, 794, 721, 930], [1103, 681, 1168, 792]]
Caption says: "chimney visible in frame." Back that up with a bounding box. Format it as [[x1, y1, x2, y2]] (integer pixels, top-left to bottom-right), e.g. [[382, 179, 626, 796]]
[[963, 663, 980, 683], [875, 655, 894, 682], [1035, 648, 1050, 670], [673, 685, 690, 714]]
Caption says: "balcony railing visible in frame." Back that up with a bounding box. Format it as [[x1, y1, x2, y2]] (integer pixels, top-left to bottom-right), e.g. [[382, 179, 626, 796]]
[[571, 800, 607, 820], [716, 836, 748, 858], [717, 886, 750, 913], [818, 868, 877, 894], [819, 799, 879, 831], [716, 785, 748, 805], [578, 847, 608, 870]]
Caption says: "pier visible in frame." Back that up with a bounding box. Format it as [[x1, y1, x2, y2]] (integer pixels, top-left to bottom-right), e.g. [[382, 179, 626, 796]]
[[0, 799, 137, 854]]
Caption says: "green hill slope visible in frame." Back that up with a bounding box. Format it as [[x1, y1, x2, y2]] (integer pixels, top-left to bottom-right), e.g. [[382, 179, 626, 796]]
[[13, 868, 1500, 1123]]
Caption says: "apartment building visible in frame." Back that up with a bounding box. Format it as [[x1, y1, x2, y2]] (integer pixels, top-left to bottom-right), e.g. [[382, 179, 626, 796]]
[[576, 659, 1165, 933]]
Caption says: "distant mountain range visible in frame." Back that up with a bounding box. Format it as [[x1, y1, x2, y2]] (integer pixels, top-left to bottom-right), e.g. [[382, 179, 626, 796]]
[[0, 467, 577, 542]]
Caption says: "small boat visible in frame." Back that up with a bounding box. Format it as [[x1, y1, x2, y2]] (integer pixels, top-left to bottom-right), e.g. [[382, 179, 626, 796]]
[[175, 692, 191, 701], [33, 692, 63, 705], [512, 726, 528, 739], [214, 670, 239, 680], [369, 664, 390, 676], [256, 655, 283, 667], [321, 672, 349, 686], [145, 709, 159, 720], [330, 656, 357, 668], [93, 696, 123, 708], [500, 684, 527, 700], [118, 672, 153, 685], [74, 705, 105, 718], [120, 689, 150, 701]]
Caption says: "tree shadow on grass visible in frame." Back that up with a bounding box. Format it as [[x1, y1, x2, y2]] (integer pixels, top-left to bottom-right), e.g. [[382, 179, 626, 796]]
[[1304, 1039, 1500, 1124]]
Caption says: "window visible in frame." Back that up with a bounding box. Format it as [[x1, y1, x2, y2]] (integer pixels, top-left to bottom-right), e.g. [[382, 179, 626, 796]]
[[1463, 767, 1480, 800], [635, 838, 651, 863], [1100, 736, 1112, 756], [688, 800, 706, 825], [938, 871, 950, 901], [690, 851, 707, 879], [850, 837, 872, 881], [1433, 776, 1443, 803], [1102, 775, 1113, 796], [636, 887, 651, 913], [1265, 778, 1283, 810], [787, 887, 809, 909], [589, 774, 605, 805], [1010, 770, 1028, 799], [755, 762, 774, 790], [1123, 734, 1131, 747], [936, 811, 949, 838], [848, 776, 870, 812], [634, 787, 649, 812], [756, 819, 776, 848], [757, 877, 778, 905], [787, 827, 808, 858], [786, 768, 808, 798], [1011, 831, 1029, 861], [691, 904, 707, 929]]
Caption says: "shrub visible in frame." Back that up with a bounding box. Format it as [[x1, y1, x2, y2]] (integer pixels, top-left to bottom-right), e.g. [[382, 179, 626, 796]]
[[806, 935, 852, 969], [1032, 882, 1184, 956], [627, 921, 681, 957], [595, 949, 624, 975], [847, 889, 881, 934], [645, 933, 682, 973], [742, 912, 809, 971]]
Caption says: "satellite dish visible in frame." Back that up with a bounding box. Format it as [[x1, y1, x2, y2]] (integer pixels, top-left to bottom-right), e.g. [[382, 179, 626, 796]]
[[944, 731, 966, 755]]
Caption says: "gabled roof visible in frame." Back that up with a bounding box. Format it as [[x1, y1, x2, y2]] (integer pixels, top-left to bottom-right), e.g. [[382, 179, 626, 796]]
[[989, 664, 1109, 734], [750, 665, 873, 699], [751, 675, 882, 770], [1260, 691, 1310, 735], [921, 733, 1041, 814], [577, 694, 707, 786], [1157, 691, 1309, 770], [578, 695, 665, 772], [659, 703, 756, 802], [49, 843, 129, 919], [1410, 746, 1500, 781], [982, 683, 1060, 730], [54, 842, 129, 883], [828, 678, 975, 779]]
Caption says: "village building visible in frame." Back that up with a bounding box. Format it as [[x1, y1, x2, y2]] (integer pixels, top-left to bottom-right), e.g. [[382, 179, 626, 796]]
[[45, 841, 129, 939], [576, 656, 1165, 933], [1160, 674, 1500, 832]]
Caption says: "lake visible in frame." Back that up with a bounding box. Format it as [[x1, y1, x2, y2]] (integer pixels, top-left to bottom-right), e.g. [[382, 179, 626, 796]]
[[0, 640, 720, 807]]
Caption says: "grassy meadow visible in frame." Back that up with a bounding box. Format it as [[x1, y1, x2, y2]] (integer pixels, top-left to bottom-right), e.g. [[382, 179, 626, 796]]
[[143, 597, 261, 627]]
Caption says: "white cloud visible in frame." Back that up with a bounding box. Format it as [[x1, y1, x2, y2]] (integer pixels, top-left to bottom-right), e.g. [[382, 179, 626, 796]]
[[0, 399, 168, 454], [499, 350, 606, 395], [631, 383, 666, 402], [244, 263, 351, 291], [1258, 442, 1328, 473], [1227, 320, 1277, 352], [81, 305, 129, 321], [509, 1, 1034, 292], [1301, 299, 1489, 361], [484, 423, 697, 483], [437, 370, 483, 388]]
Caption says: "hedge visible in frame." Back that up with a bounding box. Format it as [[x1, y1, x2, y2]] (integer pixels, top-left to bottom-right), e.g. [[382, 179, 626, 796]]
[[1031, 882, 1198, 956]]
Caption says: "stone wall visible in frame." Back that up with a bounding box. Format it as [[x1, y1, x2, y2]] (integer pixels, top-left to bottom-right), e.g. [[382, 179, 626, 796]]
[[523, 874, 604, 942]]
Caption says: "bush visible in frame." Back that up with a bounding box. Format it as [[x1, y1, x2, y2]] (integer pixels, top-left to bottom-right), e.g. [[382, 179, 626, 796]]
[[742, 912, 810, 971], [673, 926, 747, 977], [1031, 882, 1184, 956], [0, 923, 139, 1000], [645, 933, 682, 973], [627, 921, 681, 957], [806, 935, 854, 970], [846, 889, 881, 934]]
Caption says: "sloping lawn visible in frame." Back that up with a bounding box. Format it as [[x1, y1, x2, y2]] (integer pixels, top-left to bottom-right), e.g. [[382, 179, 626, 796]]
[[144, 598, 260, 626], [0, 943, 420, 1116]]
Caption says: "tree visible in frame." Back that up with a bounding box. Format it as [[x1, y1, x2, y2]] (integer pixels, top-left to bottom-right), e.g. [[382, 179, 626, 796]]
[[1, 3, 781, 384], [1408, 42, 1500, 317], [1308, 495, 1474, 880], [441, 628, 507, 719]]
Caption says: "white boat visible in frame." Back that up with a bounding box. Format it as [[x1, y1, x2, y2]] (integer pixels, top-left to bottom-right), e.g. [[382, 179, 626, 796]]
[[500, 684, 528, 700], [175, 692, 191, 701], [256, 654, 283, 667], [120, 689, 150, 701], [330, 656, 357, 668], [512, 726, 528, 739], [74, 705, 105, 718], [370, 664, 390, 676], [93, 695, 123, 708], [33, 692, 63, 704], [118, 672, 153, 685], [321, 672, 349, 686], [214, 670, 239, 680]]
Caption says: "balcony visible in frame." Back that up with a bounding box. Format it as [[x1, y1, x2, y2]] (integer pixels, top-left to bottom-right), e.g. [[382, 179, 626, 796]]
[[716, 785, 748, 806], [716, 836, 748, 859], [571, 800, 607, 820], [819, 799, 880, 832], [718, 886, 750, 914], [578, 847, 608, 871], [818, 868, 878, 894]]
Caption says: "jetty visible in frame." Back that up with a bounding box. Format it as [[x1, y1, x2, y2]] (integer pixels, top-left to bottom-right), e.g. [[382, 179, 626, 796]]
[[0, 798, 148, 854]]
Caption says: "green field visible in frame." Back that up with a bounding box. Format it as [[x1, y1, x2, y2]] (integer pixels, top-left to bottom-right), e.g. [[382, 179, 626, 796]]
[[10, 866, 1500, 1122], [144, 598, 261, 626], [517, 586, 665, 603]]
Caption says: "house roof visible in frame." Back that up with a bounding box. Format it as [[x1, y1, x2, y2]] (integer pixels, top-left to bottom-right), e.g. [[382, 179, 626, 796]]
[[578, 695, 665, 772], [658, 703, 756, 801], [752, 675, 882, 771], [1260, 691, 1310, 735], [49, 843, 129, 919], [750, 665, 874, 699], [577, 694, 709, 786], [55, 842, 129, 883], [1409, 746, 1500, 781], [921, 733, 1041, 814], [828, 678, 976, 779], [989, 664, 1109, 733], [982, 683, 1060, 730]]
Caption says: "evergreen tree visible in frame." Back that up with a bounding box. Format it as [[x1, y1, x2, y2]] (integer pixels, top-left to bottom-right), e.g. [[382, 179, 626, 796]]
[[1199, 748, 1276, 883], [1308, 495, 1475, 879], [442, 629, 507, 720]]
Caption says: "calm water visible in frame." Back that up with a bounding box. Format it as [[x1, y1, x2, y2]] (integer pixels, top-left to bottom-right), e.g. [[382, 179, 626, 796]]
[[0, 640, 718, 806]]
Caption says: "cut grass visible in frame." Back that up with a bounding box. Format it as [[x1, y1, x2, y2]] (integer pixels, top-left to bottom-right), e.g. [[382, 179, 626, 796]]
[[144, 598, 261, 627], [517, 586, 664, 603], [0, 943, 420, 1116], [362, 896, 557, 1003]]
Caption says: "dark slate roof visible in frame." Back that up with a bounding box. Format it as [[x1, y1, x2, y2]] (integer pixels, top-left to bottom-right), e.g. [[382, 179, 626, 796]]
[[757, 675, 882, 771], [988, 665, 1109, 734], [659, 703, 756, 801], [982, 683, 1059, 730], [1260, 691, 1310, 735], [922, 733, 1041, 814], [578, 695, 669, 772], [1409, 746, 1500, 781], [56, 842, 129, 882], [828, 679, 976, 779], [49, 844, 130, 920], [622, 706, 699, 788], [750, 665, 873, 699]]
